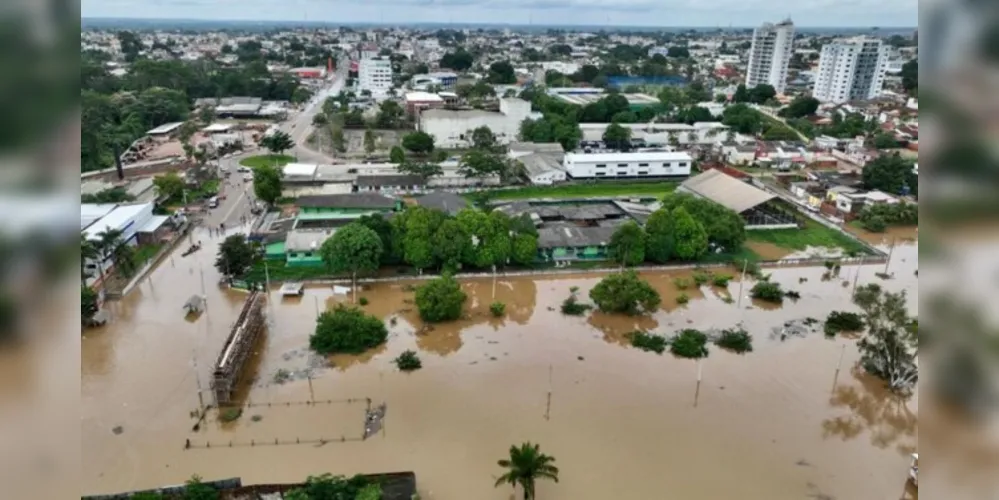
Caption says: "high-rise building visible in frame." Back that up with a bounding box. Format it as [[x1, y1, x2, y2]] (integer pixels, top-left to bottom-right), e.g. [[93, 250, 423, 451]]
[[812, 37, 889, 104], [745, 18, 795, 94], [359, 57, 394, 95]]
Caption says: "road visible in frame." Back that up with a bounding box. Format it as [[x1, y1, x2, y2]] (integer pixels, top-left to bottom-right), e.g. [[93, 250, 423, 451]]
[[281, 59, 349, 164], [201, 170, 258, 231]]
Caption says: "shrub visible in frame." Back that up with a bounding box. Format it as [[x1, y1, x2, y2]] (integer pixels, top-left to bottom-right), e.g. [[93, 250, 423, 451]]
[[692, 270, 712, 286], [358, 297, 369, 306], [715, 328, 753, 353], [824, 311, 865, 337], [629, 331, 667, 354], [823, 260, 837, 270], [415, 274, 467, 323], [310, 304, 388, 355], [673, 277, 692, 290], [676, 293, 690, 305], [590, 270, 662, 315], [744, 261, 763, 278], [394, 350, 422, 371], [750, 281, 784, 303], [669, 329, 709, 359], [561, 295, 591, 316], [712, 274, 733, 287], [219, 407, 242, 423], [863, 215, 888, 233], [784, 290, 801, 300], [490, 301, 506, 317]]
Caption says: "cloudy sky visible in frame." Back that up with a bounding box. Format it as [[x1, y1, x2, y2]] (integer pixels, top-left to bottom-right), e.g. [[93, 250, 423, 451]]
[[82, 0, 917, 27]]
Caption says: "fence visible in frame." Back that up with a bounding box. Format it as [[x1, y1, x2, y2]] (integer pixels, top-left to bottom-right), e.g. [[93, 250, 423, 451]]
[[82, 478, 242, 500], [105, 222, 193, 300]]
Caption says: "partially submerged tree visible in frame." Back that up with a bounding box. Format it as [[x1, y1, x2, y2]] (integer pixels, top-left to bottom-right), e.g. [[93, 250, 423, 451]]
[[495, 442, 559, 500], [252, 164, 283, 205], [607, 221, 646, 267], [320, 223, 384, 303], [852, 284, 918, 392], [589, 270, 661, 315], [310, 304, 388, 355], [415, 274, 467, 323], [215, 234, 257, 277]]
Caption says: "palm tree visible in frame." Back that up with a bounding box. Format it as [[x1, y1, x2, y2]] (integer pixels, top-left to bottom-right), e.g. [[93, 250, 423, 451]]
[[81, 235, 99, 280], [495, 442, 559, 500], [97, 228, 125, 276]]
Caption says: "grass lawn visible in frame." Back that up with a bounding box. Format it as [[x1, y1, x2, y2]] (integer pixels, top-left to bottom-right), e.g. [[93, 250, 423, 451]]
[[239, 154, 295, 169], [747, 219, 873, 255], [482, 182, 679, 201], [243, 260, 339, 282], [134, 243, 164, 267]]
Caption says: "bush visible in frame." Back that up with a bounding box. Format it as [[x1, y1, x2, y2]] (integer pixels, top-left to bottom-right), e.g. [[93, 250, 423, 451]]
[[561, 294, 591, 316], [669, 329, 709, 359], [415, 274, 467, 322], [490, 301, 506, 317], [784, 290, 801, 300], [750, 281, 784, 303], [310, 305, 387, 355], [712, 274, 733, 287], [590, 270, 662, 315], [358, 297, 369, 306], [394, 350, 422, 371], [715, 328, 753, 353], [824, 311, 865, 337], [219, 407, 243, 423], [862, 215, 888, 233], [744, 260, 763, 278], [676, 293, 690, 305], [629, 331, 667, 354], [692, 270, 712, 286], [673, 277, 692, 290]]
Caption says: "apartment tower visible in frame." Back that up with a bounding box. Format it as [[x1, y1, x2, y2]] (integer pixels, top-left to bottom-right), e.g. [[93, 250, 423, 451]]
[[745, 18, 795, 94], [812, 37, 889, 104]]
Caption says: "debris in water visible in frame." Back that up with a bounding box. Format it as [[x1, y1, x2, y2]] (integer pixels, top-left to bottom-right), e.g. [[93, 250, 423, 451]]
[[251, 414, 263, 422], [796, 459, 812, 467], [111, 426, 124, 435], [577, 356, 585, 361], [489, 356, 497, 361], [769, 319, 819, 341]]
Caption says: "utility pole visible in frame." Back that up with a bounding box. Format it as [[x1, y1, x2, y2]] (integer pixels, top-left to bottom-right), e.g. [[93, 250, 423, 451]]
[[192, 351, 206, 413], [884, 237, 897, 275], [736, 259, 749, 309]]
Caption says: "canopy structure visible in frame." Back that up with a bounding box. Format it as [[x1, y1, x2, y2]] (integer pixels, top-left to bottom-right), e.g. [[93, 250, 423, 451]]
[[678, 169, 776, 214], [184, 295, 205, 313]]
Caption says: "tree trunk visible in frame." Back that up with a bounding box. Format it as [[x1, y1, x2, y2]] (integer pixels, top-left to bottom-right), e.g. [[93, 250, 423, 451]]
[[352, 271, 357, 304]]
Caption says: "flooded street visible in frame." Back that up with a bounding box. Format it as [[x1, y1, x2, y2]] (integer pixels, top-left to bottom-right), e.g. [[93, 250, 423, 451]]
[[82, 226, 918, 499]]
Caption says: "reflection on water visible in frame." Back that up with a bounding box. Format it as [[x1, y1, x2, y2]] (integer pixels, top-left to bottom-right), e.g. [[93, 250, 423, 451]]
[[80, 230, 920, 500]]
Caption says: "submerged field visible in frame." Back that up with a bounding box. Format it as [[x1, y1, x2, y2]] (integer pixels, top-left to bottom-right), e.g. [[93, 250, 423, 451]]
[[81, 224, 918, 499]]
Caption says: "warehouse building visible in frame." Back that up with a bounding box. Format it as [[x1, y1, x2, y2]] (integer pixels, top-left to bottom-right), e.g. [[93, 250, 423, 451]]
[[418, 98, 533, 148], [508, 142, 567, 185], [677, 170, 797, 228], [564, 151, 693, 179]]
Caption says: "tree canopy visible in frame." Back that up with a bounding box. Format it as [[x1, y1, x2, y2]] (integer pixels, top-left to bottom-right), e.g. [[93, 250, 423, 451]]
[[607, 221, 646, 266], [495, 442, 560, 500], [252, 164, 283, 205], [589, 270, 661, 315], [414, 274, 467, 322], [659, 193, 745, 252], [310, 305, 388, 355], [320, 223, 384, 280], [862, 154, 918, 196], [402, 131, 435, 154], [215, 235, 257, 277]]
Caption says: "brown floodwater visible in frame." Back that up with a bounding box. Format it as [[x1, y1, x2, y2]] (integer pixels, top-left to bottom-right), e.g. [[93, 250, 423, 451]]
[[81, 226, 919, 499]]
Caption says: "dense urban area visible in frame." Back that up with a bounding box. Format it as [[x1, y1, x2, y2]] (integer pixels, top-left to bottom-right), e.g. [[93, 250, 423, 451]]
[[81, 19, 920, 500]]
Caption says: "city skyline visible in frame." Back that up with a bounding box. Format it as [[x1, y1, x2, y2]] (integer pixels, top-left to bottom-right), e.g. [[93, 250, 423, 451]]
[[81, 0, 917, 29]]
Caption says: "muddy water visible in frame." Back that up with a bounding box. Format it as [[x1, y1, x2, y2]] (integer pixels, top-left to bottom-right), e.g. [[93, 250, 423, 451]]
[[82, 228, 919, 500]]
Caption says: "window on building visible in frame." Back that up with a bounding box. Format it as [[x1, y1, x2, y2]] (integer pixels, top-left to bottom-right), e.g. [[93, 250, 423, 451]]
[[637, 171, 648, 175], [617, 171, 628, 176], [595, 172, 606, 176], [638, 163, 649, 167], [617, 163, 627, 167], [595, 164, 606, 168], [678, 162, 688, 167]]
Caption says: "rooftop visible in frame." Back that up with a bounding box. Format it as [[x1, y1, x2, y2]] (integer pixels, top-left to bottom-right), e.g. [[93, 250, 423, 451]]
[[565, 151, 693, 163], [83, 202, 152, 240], [678, 170, 775, 214], [147, 122, 184, 135], [413, 192, 469, 216], [282, 163, 319, 178], [356, 174, 425, 188], [405, 92, 444, 103], [296, 193, 398, 209]]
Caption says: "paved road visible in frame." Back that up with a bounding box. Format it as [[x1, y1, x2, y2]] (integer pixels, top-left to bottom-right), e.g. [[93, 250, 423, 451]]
[[202, 170, 258, 231], [282, 59, 349, 164]]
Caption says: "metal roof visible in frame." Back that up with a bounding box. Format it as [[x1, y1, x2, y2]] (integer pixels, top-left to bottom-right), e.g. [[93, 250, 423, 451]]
[[678, 170, 775, 214], [296, 193, 398, 209]]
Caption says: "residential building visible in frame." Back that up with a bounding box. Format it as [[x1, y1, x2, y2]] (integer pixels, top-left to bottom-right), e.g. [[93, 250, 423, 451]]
[[413, 191, 470, 216], [812, 37, 890, 104], [563, 151, 693, 179], [410, 72, 458, 90], [359, 57, 393, 95], [746, 19, 795, 94], [419, 98, 532, 148], [404, 91, 445, 115]]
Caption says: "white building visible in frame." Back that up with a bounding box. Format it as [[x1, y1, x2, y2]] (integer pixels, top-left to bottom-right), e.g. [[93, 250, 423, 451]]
[[418, 98, 532, 149], [359, 57, 393, 95], [563, 151, 693, 179], [508, 142, 567, 185], [812, 37, 890, 104], [745, 19, 795, 94]]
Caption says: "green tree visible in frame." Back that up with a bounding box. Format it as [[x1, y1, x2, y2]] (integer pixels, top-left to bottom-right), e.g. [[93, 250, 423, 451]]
[[659, 193, 745, 252], [748, 84, 777, 104], [198, 106, 215, 125], [589, 270, 661, 315], [602, 122, 631, 149], [471, 125, 497, 151], [415, 274, 467, 322], [433, 219, 472, 272], [153, 172, 185, 201], [607, 221, 646, 267], [390, 145, 406, 163], [331, 126, 347, 153], [363, 128, 376, 154], [215, 235, 257, 277], [670, 206, 709, 260], [182, 475, 219, 500], [357, 213, 396, 265], [643, 208, 676, 263], [402, 131, 435, 154], [900, 59, 917, 94], [252, 164, 284, 205], [81, 286, 99, 326], [458, 209, 513, 269], [494, 442, 560, 500], [459, 150, 506, 179], [398, 161, 444, 180], [510, 233, 538, 266], [375, 100, 405, 129], [852, 284, 918, 392], [81, 235, 102, 281], [312, 113, 328, 127], [778, 96, 820, 119], [402, 206, 443, 271], [320, 223, 384, 302], [862, 153, 917, 195], [262, 130, 294, 155], [487, 61, 517, 84], [310, 304, 388, 355]]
